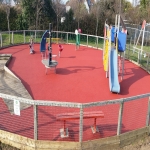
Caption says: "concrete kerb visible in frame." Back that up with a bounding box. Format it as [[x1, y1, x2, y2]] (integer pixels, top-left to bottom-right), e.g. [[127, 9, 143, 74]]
[[0, 54, 21, 81], [0, 126, 150, 150]]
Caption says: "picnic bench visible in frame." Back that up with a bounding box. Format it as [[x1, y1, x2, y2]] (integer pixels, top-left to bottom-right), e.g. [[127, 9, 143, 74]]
[[46, 38, 63, 44], [56, 111, 104, 138]]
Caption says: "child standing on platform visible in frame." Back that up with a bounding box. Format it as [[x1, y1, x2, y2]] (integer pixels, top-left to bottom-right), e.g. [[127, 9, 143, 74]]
[[58, 44, 63, 57]]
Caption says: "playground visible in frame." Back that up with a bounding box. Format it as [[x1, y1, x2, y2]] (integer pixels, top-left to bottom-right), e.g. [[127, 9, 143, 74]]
[[0, 18, 150, 149], [0, 41, 150, 142]]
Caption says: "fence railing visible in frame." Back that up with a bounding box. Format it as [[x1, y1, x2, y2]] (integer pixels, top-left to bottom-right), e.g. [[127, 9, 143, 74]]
[[0, 30, 150, 143], [0, 92, 150, 142]]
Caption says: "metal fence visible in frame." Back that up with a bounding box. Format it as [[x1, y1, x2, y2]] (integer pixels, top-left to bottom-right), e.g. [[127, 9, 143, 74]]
[[0, 30, 150, 142], [0, 93, 150, 142], [0, 29, 150, 73]]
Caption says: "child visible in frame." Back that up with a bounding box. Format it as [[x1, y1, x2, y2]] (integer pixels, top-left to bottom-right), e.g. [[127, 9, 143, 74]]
[[58, 44, 63, 57], [29, 37, 34, 54]]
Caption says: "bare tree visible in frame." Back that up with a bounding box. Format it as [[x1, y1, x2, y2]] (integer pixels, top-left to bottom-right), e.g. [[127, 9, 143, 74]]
[[2, 0, 11, 43], [67, 0, 87, 29], [90, 0, 100, 35], [34, 0, 44, 30], [51, 0, 65, 33]]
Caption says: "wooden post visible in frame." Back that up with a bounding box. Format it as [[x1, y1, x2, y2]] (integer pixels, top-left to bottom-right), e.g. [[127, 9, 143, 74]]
[[117, 101, 124, 135]]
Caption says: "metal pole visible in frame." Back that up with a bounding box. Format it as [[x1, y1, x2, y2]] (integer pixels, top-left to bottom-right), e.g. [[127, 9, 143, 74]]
[[79, 106, 83, 142], [67, 32, 68, 44], [23, 30, 25, 43], [96, 36, 98, 49], [34, 105, 38, 140], [87, 35, 88, 47], [117, 101, 124, 135], [146, 97, 150, 126], [141, 25, 145, 54], [49, 23, 52, 65], [35, 30, 36, 43], [11, 32, 14, 44], [0, 33, 2, 47], [147, 53, 150, 72], [121, 52, 125, 80]]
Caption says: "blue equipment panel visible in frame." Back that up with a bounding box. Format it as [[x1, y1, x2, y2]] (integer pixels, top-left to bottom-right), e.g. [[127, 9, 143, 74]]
[[111, 27, 115, 43], [40, 30, 49, 52], [118, 31, 127, 52]]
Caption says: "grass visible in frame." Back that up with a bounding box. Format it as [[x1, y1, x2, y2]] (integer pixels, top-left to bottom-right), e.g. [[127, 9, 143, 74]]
[[1, 32, 150, 72]]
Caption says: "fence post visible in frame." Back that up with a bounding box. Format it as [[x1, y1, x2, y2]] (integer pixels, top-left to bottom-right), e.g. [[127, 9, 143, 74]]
[[128, 37, 132, 59], [11, 32, 14, 44], [96, 36, 98, 49], [146, 53, 150, 72], [0, 33, 2, 47], [35, 30, 36, 43], [146, 97, 150, 126], [24, 30, 25, 43], [34, 104, 38, 140], [117, 101, 124, 135], [87, 35, 88, 47], [79, 106, 83, 142], [67, 32, 68, 44]]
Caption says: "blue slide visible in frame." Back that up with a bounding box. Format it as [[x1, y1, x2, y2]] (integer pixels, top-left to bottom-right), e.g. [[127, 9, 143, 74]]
[[40, 30, 49, 52], [109, 49, 120, 93]]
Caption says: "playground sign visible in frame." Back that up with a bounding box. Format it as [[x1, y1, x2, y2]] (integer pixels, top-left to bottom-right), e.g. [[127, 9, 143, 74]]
[[14, 99, 20, 116]]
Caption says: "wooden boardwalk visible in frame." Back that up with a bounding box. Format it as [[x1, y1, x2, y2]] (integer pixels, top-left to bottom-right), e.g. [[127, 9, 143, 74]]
[[0, 55, 32, 114]]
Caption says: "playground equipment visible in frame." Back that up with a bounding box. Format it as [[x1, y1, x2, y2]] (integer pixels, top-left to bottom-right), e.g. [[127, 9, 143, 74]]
[[133, 20, 150, 62], [103, 14, 127, 93], [40, 23, 58, 74]]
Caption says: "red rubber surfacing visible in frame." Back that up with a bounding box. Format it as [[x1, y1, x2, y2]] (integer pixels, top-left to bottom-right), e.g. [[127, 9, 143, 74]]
[[1, 44, 149, 102]]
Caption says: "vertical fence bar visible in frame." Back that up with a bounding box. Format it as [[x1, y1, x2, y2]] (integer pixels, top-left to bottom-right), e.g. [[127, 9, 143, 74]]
[[79, 106, 83, 142], [87, 35, 88, 47], [146, 53, 150, 72], [11, 32, 14, 44], [96, 36, 98, 49], [24, 30, 26, 43], [146, 97, 150, 126], [34, 104, 38, 140], [0, 33, 2, 47], [138, 51, 140, 64], [117, 101, 124, 135], [67, 32, 68, 43], [35, 30, 36, 43]]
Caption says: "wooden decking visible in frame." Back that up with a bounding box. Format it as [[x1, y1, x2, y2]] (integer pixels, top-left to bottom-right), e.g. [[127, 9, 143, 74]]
[[0, 54, 32, 114]]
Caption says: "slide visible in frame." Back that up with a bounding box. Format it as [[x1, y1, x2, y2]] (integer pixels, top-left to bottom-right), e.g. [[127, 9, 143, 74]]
[[40, 30, 49, 53], [109, 49, 120, 93]]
